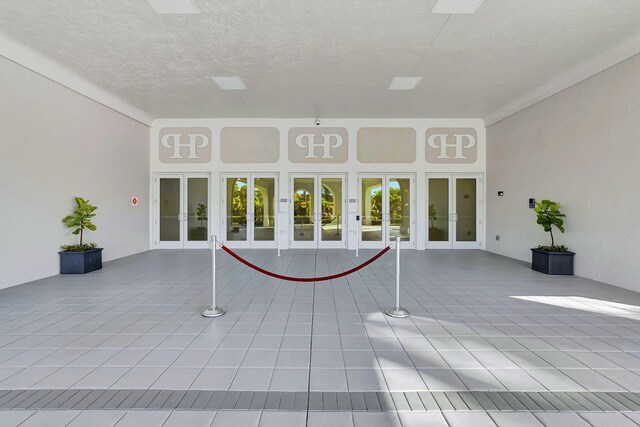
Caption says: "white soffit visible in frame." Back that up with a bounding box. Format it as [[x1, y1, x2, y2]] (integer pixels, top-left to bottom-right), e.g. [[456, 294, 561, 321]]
[[146, 0, 200, 14], [0, 31, 153, 126], [388, 77, 423, 90], [431, 0, 485, 14], [485, 31, 640, 125]]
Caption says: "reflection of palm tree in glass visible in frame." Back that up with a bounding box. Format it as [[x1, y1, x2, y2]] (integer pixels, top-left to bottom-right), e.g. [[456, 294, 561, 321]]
[[320, 184, 341, 237], [232, 182, 247, 225], [321, 185, 334, 224], [294, 190, 310, 235], [254, 188, 264, 226], [389, 187, 402, 225], [371, 188, 382, 223], [369, 187, 401, 223]]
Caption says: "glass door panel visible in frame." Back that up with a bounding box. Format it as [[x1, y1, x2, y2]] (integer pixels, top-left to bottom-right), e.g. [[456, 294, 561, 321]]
[[360, 175, 413, 248], [428, 178, 450, 243], [320, 177, 343, 242], [361, 177, 383, 243], [187, 177, 208, 242], [426, 174, 481, 249], [253, 177, 276, 242], [293, 178, 315, 242], [159, 177, 182, 242], [388, 178, 410, 242], [155, 174, 209, 249], [455, 178, 477, 243], [226, 178, 248, 242], [291, 175, 346, 249], [224, 175, 278, 248]]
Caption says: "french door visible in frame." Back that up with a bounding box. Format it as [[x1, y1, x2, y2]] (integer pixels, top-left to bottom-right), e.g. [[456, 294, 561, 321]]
[[223, 174, 278, 248], [290, 174, 346, 248], [426, 174, 482, 249], [359, 174, 415, 249], [154, 174, 210, 249]]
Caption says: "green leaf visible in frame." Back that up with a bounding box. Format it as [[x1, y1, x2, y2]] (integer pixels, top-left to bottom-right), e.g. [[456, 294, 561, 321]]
[[533, 199, 567, 243], [62, 197, 98, 245]]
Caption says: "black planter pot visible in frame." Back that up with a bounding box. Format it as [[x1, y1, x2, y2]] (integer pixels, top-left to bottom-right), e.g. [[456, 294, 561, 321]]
[[59, 248, 103, 274], [531, 248, 574, 275]]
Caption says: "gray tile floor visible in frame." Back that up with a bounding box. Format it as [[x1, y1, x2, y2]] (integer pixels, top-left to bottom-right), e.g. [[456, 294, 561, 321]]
[[2, 248, 640, 425]]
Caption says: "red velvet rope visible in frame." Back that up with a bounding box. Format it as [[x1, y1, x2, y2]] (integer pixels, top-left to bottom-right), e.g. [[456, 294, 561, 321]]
[[220, 244, 392, 282]]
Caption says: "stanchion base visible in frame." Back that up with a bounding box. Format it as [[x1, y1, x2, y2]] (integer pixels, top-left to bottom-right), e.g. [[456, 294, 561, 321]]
[[384, 306, 409, 318], [202, 306, 226, 318]]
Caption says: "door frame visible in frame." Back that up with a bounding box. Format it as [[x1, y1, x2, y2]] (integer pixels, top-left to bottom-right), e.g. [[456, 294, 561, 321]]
[[290, 173, 347, 249], [426, 173, 483, 249], [221, 173, 279, 249], [358, 173, 415, 250], [153, 173, 210, 249]]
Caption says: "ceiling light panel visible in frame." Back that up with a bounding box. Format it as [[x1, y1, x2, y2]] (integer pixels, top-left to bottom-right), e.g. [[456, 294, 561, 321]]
[[388, 77, 423, 90], [146, 0, 200, 14], [431, 0, 485, 14], [208, 76, 247, 90]]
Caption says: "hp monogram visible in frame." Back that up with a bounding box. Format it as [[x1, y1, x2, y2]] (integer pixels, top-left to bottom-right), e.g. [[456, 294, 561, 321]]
[[426, 128, 478, 163], [159, 127, 212, 163], [294, 133, 344, 159]]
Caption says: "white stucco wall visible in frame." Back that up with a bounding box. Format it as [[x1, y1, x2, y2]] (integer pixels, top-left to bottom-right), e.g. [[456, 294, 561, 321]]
[[0, 57, 150, 289], [487, 53, 640, 291]]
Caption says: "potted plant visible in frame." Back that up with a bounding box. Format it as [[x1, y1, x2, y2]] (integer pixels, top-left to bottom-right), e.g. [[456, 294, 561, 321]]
[[428, 203, 443, 241], [531, 199, 574, 275], [189, 203, 208, 240], [59, 197, 102, 274]]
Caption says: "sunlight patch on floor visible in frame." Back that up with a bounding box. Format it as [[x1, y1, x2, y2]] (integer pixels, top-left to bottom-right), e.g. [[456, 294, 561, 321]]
[[511, 296, 640, 320]]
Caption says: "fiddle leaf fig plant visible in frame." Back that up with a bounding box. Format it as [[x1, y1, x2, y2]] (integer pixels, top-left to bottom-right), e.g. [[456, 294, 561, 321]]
[[428, 204, 437, 228], [534, 199, 567, 252], [61, 197, 98, 251], [196, 203, 208, 227]]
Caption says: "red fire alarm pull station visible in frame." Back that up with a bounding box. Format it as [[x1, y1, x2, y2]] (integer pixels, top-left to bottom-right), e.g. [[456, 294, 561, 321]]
[[131, 196, 139, 206]]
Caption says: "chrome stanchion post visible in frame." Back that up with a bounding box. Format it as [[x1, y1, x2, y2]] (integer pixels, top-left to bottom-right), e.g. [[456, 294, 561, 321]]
[[202, 235, 226, 318], [384, 236, 409, 318]]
